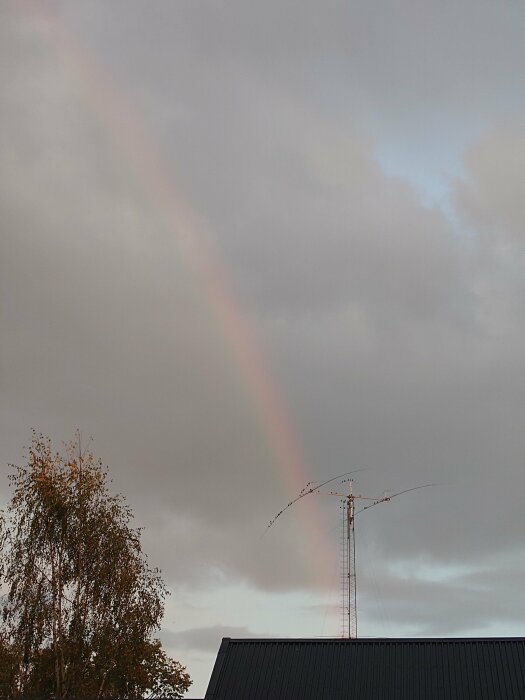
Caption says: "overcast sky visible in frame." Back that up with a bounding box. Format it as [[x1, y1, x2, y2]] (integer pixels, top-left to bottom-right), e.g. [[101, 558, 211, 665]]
[[2, 0, 525, 695]]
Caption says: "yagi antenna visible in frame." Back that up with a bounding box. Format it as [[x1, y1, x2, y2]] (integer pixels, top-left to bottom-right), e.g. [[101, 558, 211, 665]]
[[267, 474, 437, 639], [265, 469, 366, 531]]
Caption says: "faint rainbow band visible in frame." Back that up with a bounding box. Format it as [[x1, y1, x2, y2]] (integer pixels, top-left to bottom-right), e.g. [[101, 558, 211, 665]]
[[23, 0, 337, 594]]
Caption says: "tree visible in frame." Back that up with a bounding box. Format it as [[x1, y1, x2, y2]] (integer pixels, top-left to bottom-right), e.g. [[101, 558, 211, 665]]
[[0, 431, 191, 698]]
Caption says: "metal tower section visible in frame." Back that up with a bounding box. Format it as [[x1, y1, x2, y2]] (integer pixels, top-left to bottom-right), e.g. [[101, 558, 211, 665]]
[[267, 473, 436, 640], [339, 497, 348, 638], [339, 480, 357, 638], [347, 480, 357, 639]]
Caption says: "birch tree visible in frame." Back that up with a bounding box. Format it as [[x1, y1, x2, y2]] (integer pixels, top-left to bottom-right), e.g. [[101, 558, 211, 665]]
[[0, 431, 191, 699]]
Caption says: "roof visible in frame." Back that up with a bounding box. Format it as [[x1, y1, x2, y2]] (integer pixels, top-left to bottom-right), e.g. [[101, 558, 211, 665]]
[[205, 637, 525, 699]]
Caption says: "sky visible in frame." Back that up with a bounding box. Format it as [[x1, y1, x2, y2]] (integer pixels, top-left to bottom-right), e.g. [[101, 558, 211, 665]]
[[1, 0, 525, 695]]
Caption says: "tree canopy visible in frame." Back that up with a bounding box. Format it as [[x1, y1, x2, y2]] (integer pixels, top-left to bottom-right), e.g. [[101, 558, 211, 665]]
[[0, 431, 191, 698]]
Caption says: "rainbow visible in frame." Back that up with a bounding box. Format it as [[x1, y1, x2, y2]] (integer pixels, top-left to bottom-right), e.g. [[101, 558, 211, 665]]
[[22, 0, 336, 592]]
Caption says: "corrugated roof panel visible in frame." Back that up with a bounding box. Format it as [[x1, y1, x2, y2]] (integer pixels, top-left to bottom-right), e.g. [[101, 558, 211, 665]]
[[204, 637, 525, 699]]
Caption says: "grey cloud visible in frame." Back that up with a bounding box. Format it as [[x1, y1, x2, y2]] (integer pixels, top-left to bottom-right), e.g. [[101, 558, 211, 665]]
[[60, 0, 525, 173], [137, 509, 315, 592], [359, 556, 525, 636], [63, 1, 525, 107], [0, 3, 309, 586], [160, 625, 256, 653], [454, 120, 525, 244], [3, 0, 525, 651]]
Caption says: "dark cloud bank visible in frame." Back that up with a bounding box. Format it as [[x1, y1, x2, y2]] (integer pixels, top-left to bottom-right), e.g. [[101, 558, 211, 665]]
[[2, 0, 525, 651]]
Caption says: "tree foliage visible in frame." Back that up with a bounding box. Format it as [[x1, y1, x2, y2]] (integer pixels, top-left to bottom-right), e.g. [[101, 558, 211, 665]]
[[0, 431, 191, 698]]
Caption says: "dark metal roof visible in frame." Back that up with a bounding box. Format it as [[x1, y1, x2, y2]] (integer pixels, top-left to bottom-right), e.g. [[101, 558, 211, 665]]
[[205, 637, 525, 699]]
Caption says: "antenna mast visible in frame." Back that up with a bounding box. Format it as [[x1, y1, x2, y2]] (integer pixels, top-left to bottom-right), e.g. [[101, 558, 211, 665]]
[[340, 479, 357, 638], [267, 474, 436, 640], [346, 480, 357, 638]]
